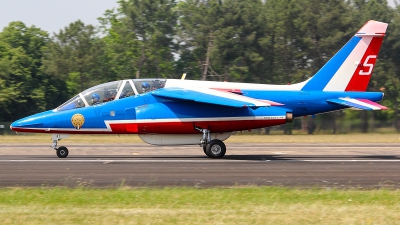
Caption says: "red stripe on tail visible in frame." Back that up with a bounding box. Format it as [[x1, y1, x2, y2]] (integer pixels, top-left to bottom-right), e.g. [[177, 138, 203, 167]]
[[345, 37, 384, 91]]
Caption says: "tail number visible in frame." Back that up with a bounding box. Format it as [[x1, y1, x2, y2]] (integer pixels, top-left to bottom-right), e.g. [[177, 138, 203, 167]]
[[359, 55, 377, 76]]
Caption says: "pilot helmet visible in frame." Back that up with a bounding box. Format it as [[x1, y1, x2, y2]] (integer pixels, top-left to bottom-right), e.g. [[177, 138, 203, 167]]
[[153, 80, 162, 89], [141, 82, 150, 92], [91, 93, 100, 104]]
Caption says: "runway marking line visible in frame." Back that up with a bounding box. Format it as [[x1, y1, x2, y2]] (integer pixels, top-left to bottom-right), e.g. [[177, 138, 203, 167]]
[[0, 159, 400, 163]]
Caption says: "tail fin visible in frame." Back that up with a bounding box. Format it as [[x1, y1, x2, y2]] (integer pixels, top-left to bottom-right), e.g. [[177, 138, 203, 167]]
[[301, 20, 388, 92]]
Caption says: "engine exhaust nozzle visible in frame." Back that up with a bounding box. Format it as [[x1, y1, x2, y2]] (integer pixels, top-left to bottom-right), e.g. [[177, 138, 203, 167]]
[[286, 112, 293, 122]]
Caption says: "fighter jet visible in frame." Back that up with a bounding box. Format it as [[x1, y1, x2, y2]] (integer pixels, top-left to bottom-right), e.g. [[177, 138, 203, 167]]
[[11, 20, 388, 158]]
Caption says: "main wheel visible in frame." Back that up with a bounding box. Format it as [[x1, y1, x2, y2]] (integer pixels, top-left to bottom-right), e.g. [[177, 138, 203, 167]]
[[203, 146, 206, 154], [57, 146, 69, 158], [205, 140, 226, 158]]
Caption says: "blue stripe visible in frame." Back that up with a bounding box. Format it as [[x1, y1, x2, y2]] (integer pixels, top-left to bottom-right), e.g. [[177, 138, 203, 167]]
[[301, 36, 362, 91]]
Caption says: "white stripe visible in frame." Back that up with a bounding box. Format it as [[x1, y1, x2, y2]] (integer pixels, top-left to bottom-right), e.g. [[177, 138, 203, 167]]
[[165, 79, 306, 91], [355, 34, 384, 37], [323, 37, 372, 91], [105, 116, 286, 124], [0, 159, 398, 163], [190, 88, 270, 107], [0, 159, 240, 163], [339, 98, 380, 110], [295, 159, 400, 162]]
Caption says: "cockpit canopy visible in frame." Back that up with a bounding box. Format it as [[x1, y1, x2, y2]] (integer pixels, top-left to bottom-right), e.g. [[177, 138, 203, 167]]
[[56, 79, 166, 111]]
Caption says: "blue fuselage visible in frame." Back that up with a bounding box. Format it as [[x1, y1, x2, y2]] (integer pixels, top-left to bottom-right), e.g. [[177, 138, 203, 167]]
[[10, 90, 383, 134]]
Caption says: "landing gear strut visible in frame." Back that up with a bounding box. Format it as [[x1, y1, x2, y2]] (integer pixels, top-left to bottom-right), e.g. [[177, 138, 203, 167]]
[[51, 134, 69, 158], [196, 128, 226, 158]]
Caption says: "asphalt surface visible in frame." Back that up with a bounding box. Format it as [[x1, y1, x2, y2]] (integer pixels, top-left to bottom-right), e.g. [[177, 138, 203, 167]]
[[1, 143, 400, 188]]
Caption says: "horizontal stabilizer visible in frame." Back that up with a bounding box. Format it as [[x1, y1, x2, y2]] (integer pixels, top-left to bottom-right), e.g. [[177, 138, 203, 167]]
[[327, 98, 388, 110], [152, 88, 273, 108]]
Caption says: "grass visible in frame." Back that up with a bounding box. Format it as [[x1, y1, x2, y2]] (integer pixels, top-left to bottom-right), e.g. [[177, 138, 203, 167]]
[[0, 187, 399, 224], [1, 133, 400, 143]]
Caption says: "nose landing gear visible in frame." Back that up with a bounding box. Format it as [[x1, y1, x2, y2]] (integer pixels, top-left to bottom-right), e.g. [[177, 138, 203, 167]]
[[51, 134, 69, 158]]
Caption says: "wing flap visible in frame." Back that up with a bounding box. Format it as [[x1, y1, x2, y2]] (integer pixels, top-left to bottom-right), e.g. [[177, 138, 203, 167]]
[[152, 88, 272, 108], [327, 98, 388, 110]]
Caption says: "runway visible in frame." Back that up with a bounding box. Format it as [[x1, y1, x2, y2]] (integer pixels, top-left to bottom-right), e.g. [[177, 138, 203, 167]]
[[1, 143, 400, 188]]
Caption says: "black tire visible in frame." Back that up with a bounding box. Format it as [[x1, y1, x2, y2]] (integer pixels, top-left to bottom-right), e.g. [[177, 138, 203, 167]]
[[57, 146, 69, 158], [203, 146, 207, 154], [205, 140, 226, 158]]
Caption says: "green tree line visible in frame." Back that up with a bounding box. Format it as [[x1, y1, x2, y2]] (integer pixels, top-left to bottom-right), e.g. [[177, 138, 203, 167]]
[[0, 0, 399, 133]]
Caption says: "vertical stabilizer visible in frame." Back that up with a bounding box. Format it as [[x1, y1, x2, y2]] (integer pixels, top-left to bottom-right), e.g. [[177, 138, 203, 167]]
[[301, 20, 388, 92]]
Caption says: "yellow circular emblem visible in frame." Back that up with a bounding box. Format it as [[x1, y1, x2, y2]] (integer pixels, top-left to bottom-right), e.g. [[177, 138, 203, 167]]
[[71, 114, 85, 129]]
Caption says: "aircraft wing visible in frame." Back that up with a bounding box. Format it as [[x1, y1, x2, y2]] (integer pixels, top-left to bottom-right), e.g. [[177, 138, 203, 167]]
[[327, 98, 388, 110], [152, 88, 275, 108]]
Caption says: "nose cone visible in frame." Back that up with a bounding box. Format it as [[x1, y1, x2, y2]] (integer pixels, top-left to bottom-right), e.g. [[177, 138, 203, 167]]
[[10, 110, 54, 133]]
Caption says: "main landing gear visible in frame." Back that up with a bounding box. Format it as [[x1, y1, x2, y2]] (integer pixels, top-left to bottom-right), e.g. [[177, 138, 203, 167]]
[[51, 134, 69, 158], [198, 128, 226, 158]]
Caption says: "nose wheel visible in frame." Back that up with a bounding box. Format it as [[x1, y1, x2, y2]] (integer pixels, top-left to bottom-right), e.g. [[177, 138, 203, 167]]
[[56, 146, 69, 158], [51, 134, 70, 158]]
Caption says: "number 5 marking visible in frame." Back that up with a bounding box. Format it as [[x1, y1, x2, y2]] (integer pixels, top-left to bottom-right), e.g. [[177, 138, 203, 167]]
[[359, 55, 377, 76]]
